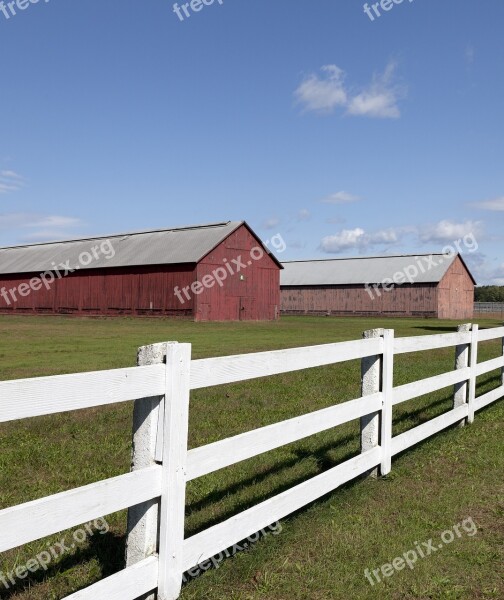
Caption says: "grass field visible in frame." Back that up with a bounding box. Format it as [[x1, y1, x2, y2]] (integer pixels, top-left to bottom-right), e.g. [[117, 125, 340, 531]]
[[0, 314, 502, 600]]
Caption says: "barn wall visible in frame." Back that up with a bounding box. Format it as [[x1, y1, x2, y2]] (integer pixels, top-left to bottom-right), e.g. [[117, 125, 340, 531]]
[[195, 225, 280, 321], [280, 283, 439, 317], [437, 256, 474, 320], [0, 264, 196, 317]]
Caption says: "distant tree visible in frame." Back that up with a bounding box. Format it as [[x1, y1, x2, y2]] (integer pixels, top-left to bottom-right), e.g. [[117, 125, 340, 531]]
[[475, 286, 504, 302]]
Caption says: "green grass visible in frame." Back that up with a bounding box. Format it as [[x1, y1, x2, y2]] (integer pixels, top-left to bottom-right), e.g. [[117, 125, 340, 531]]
[[0, 314, 502, 599]]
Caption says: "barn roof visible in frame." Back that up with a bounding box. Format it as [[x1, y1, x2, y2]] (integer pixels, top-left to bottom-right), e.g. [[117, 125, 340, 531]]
[[281, 254, 476, 286], [0, 221, 259, 274]]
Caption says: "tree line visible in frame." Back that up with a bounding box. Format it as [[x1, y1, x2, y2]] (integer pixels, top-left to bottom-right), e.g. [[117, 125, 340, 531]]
[[475, 286, 504, 302]]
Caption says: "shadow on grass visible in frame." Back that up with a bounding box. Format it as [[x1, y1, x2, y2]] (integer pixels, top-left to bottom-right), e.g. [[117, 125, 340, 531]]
[[186, 440, 359, 535], [187, 371, 503, 534], [412, 325, 459, 333], [476, 372, 502, 393], [0, 531, 125, 599], [186, 390, 461, 537], [181, 447, 375, 588], [393, 372, 502, 430], [186, 393, 459, 520], [186, 424, 362, 516]]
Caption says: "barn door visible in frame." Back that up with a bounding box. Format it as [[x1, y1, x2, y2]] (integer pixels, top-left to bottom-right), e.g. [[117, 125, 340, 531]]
[[239, 297, 254, 320], [199, 303, 210, 321]]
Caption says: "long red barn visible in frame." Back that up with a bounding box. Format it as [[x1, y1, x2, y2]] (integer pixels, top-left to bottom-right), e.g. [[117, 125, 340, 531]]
[[280, 254, 476, 320], [0, 221, 282, 321]]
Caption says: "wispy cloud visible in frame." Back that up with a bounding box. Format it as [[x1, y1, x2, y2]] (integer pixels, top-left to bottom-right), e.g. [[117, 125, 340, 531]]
[[321, 191, 361, 204], [418, 220, 484, 244], [347, 62, 405, 119], [297, 209, 311, 222], [1, 170, 22, 179], [320, 226, 401, 254], [295, 61, 405, 119], [0, 213, 83, 244], [294, 65, 347, 114], [469, 196, 504, 211], [320, 228, 366, 253], [262, 217, 281, 230], [0, 170, 25, 194], [25, 215, 82, 229]]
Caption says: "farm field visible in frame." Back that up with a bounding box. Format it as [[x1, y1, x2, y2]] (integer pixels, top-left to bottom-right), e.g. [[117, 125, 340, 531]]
[[0, 314, 502, 600]]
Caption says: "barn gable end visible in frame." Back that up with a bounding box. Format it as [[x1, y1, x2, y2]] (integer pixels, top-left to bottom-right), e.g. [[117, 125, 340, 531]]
[[437, 255, 476, 320], [195, 223, 281, 321]]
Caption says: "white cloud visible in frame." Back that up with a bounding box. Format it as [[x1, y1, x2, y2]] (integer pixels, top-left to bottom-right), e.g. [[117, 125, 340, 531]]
[[262, 217, 281, 230], [25, 215, 82, 229], [1, 170, 23, 179], [320, 226, 403, 254], [20, 230, 75, 243], [367, 228, 400, 244], [0, 170, 24, 194], [470, 197, 504, 211], [0, 213, 81, 230], [319, 219, 486, 259], [320, 228, 366, 253], [297, 209, 311, 222], [0, 213, 83, 244], [321, 191, 361, 204], [294, 65, 347, 114], [295, 61, 405, 119], [346, 61, 404, 119], [419, 220, 483, 244]]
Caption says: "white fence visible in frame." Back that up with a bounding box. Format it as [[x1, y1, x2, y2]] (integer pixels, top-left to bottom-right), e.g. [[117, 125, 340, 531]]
[[0, 324, 503, 599]]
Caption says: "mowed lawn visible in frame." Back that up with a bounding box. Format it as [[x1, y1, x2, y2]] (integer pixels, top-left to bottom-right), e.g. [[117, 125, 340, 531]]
[[0, 314, 502, 600]]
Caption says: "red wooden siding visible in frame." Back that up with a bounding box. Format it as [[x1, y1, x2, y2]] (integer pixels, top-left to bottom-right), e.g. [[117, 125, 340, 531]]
[[0, 265, 196, 317], [437, 256, 474, 320], [281, 283, 439, 317], [195, 225, 280, 321]]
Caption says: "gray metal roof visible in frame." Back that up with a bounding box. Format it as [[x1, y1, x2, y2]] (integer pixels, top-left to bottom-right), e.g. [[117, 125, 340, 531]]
[[0, 221, 243, 275], [281, 254, 463, 286]]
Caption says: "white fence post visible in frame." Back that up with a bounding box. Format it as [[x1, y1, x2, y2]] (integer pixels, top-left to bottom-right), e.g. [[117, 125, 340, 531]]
[[360, 328, 384, 479], [501, 324, 504, 388], [380, 329, 394, 476], [468, 324, 479, 424], [126, 343, 167, 600], [454, 323, 472, 428], [157, 342, 192, 600]]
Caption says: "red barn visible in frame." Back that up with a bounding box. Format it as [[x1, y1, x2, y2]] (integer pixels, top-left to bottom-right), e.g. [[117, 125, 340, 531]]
[[281, 253, 475, 320], [0, 221, 282, 321]]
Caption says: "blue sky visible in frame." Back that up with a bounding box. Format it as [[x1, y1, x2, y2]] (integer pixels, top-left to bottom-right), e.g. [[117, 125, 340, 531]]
[[1, 0, 503, 283]]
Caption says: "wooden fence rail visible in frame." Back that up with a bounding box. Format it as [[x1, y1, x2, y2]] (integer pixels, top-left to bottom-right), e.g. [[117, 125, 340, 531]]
[[0, 323, 502, 600]]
